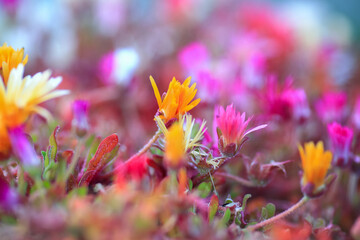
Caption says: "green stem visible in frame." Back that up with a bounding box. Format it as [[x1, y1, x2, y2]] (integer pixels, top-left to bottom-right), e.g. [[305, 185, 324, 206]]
[[17, 166, 27, 196], [348, 173, 358, 206], [126, 130, 161, 163], [247, 196, 309, 231]]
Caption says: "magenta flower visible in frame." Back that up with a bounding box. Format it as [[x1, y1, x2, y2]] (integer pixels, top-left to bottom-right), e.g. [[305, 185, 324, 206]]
[[72, 100, 90, 137], [282, 88, 311, 123], [178, 42, 209, 73], [327, 122, 353, 167], [215, 104, 267, 156], [316, 92, 347, 124], [0, 177, 19, 211], [352, 97, 360, 130], [8, 126, 39, 167], [196, 71, 221, 104], [263, 76, 310, 123]]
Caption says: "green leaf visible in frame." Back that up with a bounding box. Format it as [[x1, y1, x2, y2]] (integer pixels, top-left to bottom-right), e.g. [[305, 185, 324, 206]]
[[208, 194, 219, 222], [241, 194, 252, 211], [235, 214, 242, 225], [42, 150, 49, 168], [197, 182, 212, 198], [265, 203, 276, 218], [221, 208, 231, 225], [86, 136, 102, 164], [261, 207, 268, 220], [48, 126, 60, 163], [188, 179, 193, 191]]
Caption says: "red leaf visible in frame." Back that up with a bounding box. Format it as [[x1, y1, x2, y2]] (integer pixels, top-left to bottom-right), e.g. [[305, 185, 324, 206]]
[[79, 134, 119, 186]]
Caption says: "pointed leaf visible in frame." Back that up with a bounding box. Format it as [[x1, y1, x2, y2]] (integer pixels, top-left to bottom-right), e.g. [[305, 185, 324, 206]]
[[221, 208, 231, 225], [48, 126, 60, 162], [208, 194, 219, 222], [79, 134, 119, 186]]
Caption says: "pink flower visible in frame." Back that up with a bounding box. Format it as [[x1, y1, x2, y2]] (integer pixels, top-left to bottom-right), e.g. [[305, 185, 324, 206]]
[[72, 100, 90, 137], [316, 92, 347, 124], [8, 126, 39, 167], [327, 122, 353, 167], [262, 76, 310, 123], [282, 88, 311, 123], [215, 104, 267, 156], [196, 71, 221, 104], [178, 42, 209, 73], [352, 97, 360, 130]]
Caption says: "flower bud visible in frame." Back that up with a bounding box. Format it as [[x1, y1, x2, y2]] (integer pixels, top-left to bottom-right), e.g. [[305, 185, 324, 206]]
[[72, 100, 90, 138]]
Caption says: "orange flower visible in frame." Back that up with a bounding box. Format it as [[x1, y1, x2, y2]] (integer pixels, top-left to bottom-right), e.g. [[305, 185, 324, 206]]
[[298, 141, 332, 191], [150, 76, 200, 123], [164, 122, 185, 168], [0, 43, 28, 85]]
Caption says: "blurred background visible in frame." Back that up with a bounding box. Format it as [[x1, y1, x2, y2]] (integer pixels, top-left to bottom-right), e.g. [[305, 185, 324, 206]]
[[1, 0, 359, 154]]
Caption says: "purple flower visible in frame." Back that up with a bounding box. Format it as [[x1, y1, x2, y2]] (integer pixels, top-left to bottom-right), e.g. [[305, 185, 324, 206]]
[[8, 126, 39, 167], [328, 122, 353, 167], [72, 100, 90, 137]]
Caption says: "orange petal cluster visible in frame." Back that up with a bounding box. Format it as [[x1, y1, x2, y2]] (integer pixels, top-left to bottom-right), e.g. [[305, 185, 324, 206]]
[[150, 76, 200, 123], [298, 141, 332, 190]]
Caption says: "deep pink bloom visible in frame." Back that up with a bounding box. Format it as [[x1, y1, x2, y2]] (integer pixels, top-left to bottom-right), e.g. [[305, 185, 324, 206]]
[[215, 104, 267, 155], [8, 126, 39, 167], [178, 42, 209, 73], [328, 122, 353, 167], [316, 92, 347, 124], [263, 76, 310, 123]]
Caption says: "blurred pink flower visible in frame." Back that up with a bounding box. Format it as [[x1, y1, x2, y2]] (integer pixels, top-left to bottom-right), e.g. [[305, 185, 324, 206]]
[[352, 97, 360, 130], [196, 71, 221, 104], [215, 104, 267, 156], [0, 177, 18, 211], [72, 100, 90, 138], [328, 122, 353, 167], [262, 76, 310, 123], [178, 42, 209, 73], [316, 92, 347, 124], [98, 48, 139, 86], [8, 126, 39, 167]]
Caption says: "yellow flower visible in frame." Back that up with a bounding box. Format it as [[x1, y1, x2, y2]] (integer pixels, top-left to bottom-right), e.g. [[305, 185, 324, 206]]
[[0, 64, 69, 156], [0, 43, 28, 85], [298, 141, 332, 190], [150, 76, 201, 123], [164, 122, 185, 168], [156, 114, 206, 152]]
